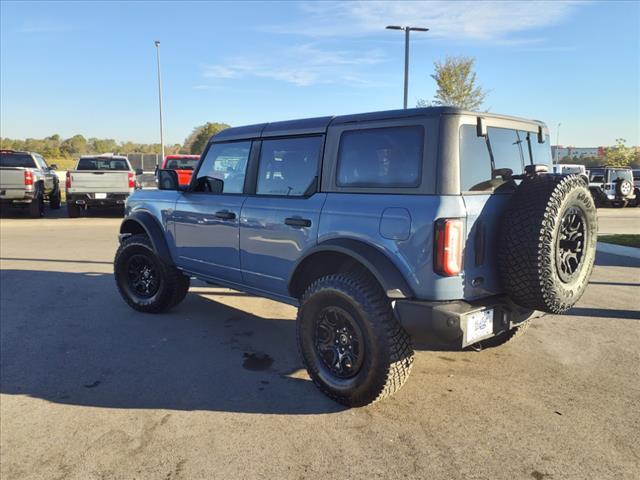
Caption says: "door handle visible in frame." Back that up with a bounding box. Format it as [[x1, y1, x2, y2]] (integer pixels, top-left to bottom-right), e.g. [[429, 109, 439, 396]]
[[285, 217, 311, 228], [215, 210, 236, 220]]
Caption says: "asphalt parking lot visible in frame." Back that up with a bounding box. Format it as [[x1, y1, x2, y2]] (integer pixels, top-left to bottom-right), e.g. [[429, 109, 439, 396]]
[[1, 207, 639, 480]]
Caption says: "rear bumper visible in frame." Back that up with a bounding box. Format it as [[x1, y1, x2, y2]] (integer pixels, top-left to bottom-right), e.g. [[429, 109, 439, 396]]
[[393, 295, 541, 348], [0, 188, 34, 203], [67, 192, 129, 208]]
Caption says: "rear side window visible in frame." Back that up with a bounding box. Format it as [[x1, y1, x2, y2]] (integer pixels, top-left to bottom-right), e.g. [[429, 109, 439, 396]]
[[257, 136, 322, 196], [337, 126, 423, 188], [77, 158, 129, 170], [196, 141, 250, 194], [0, 153, 36, 168]]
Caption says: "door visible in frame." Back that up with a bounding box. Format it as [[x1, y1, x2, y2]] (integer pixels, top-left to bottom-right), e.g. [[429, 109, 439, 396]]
[[173, 140, 252, 283], [34, 155, 56, 194], [240, 136, 326, 297]]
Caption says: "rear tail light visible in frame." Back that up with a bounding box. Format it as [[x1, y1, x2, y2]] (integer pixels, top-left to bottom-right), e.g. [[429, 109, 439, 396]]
[[24, 170, 33, 186], [128, 172, 135, 188], [65, 171, 71, 189], [434, 218, 464, 276]]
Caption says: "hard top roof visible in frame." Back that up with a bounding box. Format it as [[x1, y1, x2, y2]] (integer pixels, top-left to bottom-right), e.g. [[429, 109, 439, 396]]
[[211, 107, 547, 143]]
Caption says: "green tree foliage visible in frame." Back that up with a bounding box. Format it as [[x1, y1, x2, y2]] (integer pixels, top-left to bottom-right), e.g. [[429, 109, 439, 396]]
[[188, 122, 230, 154], [417, 56, 488, 110], [604, 138, 635, 167]]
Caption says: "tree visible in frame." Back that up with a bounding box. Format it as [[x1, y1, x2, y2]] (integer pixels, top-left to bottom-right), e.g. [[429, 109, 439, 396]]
[[60, 134, 88, 156], [189, 122, 230, 154], [604, 138, 634, 167], [417, 56, 488, 110]]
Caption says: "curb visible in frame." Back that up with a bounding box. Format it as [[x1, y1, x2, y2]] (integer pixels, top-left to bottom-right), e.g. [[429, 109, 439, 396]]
[[596, 242, 640, 259]]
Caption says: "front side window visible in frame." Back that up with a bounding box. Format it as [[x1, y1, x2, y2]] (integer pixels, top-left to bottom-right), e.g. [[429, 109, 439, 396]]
[[196, 141, 251, 194], [34, 155, 49, 169], [256, 136, 322, 196], [337, 126, 423, 188]]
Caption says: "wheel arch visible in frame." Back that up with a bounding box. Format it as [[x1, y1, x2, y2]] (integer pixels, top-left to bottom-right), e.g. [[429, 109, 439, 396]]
[[288, 238, 414, 300], [119, 211, 173, 265]]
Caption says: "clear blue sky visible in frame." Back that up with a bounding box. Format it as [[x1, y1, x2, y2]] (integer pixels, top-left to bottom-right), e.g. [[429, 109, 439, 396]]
[[1, 0, 638, 147]]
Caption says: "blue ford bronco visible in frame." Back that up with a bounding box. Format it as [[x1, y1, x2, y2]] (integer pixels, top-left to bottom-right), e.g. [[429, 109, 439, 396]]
[[114, 107, 597, 406]]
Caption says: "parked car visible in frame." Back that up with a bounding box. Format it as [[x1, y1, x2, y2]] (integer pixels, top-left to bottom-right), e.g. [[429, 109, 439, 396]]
[[631, 169, 640, 207], [0, 149, 61, 217], [114, 107, 597, 406], [587, 166, 636, 207], [66, 154, 142, 217], [552, 163, 589, 184], [161, 154, 200, 186]]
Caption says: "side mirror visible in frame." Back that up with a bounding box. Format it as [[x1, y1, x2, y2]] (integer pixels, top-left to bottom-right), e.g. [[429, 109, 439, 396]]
[[135, 168, 144, 176], [157, 169, 179, 190], [194, 176, 224, 194], [476, 117, 487, 137], [50, 164, 58, 170]]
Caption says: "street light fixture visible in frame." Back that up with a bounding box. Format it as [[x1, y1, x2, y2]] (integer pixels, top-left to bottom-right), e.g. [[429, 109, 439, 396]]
[[154, 40, 165, 164], [386, 25, 429, 109]]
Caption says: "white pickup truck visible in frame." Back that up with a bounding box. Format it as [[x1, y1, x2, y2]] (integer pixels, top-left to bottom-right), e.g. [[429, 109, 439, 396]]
[[0, 149, 61, 217], [65, 155, 142, 217]]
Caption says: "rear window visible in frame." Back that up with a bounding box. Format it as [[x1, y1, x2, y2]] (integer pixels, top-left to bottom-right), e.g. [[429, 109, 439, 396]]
[[165, 157, 199, 170], [459, 125, 551, 192], [336, 126, 423, 188], [609, 169, 633, 183], [0, 153, 36, 168], [77, 158, 129, 170]]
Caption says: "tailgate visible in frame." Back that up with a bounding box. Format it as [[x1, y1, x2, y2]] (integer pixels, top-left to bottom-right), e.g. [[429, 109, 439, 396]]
[[0, 168, 28, 190], [68, 171, 130, 193]]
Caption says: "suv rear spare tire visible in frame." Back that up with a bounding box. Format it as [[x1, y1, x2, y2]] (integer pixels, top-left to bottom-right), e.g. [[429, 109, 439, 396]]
[[498, 175, 597, 314]]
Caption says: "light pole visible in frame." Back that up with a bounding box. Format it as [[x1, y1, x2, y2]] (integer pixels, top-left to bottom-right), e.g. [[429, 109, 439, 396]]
[[386, 25, 429, 109], [555, 122, 561, 164], [154, 40, 165, 164]]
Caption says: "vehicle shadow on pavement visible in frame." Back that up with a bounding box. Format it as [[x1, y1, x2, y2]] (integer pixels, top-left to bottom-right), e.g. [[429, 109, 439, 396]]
[[0, 204, 124, 219], [0, 269, 344, 415]]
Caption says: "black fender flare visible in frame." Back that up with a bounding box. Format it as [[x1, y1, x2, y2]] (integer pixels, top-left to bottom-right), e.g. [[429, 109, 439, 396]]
[[119, 211, 173, 265], [288, 238, 414, 299]]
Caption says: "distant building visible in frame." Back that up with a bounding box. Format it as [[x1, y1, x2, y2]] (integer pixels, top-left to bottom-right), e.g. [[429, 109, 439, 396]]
[[551, 146, 604, 160]]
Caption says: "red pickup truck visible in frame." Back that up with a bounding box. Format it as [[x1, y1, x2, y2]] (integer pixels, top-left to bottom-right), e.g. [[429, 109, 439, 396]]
[[161, 155, 200, 186]]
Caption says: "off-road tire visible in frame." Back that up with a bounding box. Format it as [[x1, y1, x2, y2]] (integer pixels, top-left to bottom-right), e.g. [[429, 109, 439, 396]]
[[477, 320, 531, 349], [114, 234, 190, 313], [297, 272, 414, 407], [28, 187, 44, 218], [170, 274, 191, 308], [498, 175, 597, 314], [67, 203, 81, 218], [49, 188, 61, 209]]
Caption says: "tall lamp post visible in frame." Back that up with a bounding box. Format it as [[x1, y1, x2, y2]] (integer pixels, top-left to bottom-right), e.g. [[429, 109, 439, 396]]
[[555, 122, 562, 164], [386, 25, 429, 109], [154, 40, 165, 164]]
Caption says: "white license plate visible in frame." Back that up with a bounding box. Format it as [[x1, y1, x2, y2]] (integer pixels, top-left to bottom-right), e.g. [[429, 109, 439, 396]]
[[465, 309, 494, 343], [95, 193, 107, 199]]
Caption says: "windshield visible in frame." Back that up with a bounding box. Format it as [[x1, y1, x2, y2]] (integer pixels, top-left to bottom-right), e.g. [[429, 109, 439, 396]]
[[0, 153, 37, 168], [77, 158, 129, 170], [164, 157, 199, 170]]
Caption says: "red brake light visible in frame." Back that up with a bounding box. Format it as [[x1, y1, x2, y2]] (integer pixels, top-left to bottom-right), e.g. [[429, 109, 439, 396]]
[[434, 219, 463, 276], [128, 172, 135, 188], [24, 170, 33, 186], [65, 171, 71, 189]]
